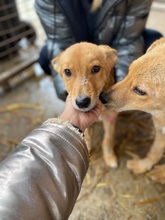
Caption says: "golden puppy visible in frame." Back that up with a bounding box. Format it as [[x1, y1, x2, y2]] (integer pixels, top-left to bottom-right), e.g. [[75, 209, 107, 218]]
[[52, 42, 118, 168], [106, 37, 165, 183]]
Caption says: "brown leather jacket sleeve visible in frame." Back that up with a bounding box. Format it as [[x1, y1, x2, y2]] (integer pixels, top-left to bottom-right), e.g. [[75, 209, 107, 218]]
[[0, 119, 89, 220]]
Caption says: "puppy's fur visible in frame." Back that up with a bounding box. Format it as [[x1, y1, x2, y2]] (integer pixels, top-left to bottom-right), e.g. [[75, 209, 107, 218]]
[[52, 42, 118, 168], [107, 37, 165, 183], [90, 0, 103, 12]]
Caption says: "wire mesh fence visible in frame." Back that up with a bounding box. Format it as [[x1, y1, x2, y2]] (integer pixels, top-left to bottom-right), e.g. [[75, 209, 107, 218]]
[[0, 0, 46, 94], [0, 0, 45, 59]]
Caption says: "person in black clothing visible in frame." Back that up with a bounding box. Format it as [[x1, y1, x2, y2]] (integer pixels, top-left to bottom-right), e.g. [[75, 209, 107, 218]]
[[35, 0, 163, 101]]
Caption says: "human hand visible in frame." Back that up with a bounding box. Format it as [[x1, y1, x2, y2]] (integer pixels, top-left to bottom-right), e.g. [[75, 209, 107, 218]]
[[59, 96, 102, 131]]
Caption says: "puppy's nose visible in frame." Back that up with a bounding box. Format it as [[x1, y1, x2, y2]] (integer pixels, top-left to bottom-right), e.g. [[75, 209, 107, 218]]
[[99, 92, 110, 104], [76, 96, 91, 109]]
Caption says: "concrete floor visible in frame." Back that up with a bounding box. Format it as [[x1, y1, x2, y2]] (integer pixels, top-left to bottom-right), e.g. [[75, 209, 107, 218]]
[[1, 1, 165, 219]]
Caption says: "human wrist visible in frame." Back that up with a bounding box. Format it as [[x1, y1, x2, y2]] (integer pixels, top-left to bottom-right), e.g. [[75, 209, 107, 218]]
[[59, 112, 84, 132]]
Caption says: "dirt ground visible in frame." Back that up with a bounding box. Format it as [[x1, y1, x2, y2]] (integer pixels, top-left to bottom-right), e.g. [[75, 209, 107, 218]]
[[0, 73, 165, 220]]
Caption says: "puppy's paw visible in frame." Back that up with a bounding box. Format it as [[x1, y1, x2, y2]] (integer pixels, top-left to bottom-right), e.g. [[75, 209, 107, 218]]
[[149, 165, 165, 184], [104, 154, 118, 168], [126, 158, 153, 174]]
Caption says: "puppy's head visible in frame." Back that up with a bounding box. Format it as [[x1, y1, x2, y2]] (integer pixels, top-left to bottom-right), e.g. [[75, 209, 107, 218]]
[[52, 42, 117, 112], [107, 37, 165, 117]]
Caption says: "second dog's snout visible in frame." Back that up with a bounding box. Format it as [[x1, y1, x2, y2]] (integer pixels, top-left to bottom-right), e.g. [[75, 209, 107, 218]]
[[76, 96, 91, 109]]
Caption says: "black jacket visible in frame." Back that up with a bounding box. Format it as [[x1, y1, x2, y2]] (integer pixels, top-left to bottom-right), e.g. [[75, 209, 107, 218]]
[[35, 0, 153, 99]]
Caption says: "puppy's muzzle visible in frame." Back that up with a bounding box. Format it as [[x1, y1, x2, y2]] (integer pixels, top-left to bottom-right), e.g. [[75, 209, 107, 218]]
[[76, 96, 91, 109]]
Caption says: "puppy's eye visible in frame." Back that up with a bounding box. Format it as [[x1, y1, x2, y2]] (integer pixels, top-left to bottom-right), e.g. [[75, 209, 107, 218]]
[[64, 69, 72, 77], [91, 66, 100, 73], [133, 87, 146, 96]]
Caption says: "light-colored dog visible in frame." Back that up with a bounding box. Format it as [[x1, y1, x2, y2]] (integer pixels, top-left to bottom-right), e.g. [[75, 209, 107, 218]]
[[52, 42, 118, 168], [106, 37, 165, 184]]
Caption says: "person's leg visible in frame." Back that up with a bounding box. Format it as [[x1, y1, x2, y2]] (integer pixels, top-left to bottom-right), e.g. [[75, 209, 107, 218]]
[[38, 45, 51, 75], [143, 28, 163, 52]]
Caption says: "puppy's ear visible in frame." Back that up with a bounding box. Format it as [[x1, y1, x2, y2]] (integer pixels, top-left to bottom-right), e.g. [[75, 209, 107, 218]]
[[147, 37, 165, 53], [51, 53, 63, 75], [99, 45, 118, 64]]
